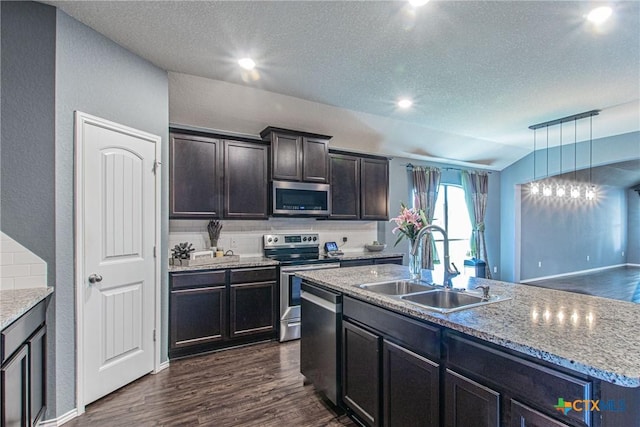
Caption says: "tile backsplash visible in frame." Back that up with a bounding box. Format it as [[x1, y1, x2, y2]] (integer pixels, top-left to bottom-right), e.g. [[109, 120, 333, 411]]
[[169, 218, 380, 258], [0, 231, 47, 290]]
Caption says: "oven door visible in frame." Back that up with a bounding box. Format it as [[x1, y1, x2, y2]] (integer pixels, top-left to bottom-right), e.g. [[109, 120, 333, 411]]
[[279, 263, 340, 341]]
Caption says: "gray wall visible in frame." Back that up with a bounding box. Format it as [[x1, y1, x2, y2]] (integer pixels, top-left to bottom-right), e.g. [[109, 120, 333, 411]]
[[629, 189, 640, 264], [1, 1, 56, 282], [53, 9, 169, 417], [500, 131, 640, 281], [1, 0, 58, 414], [520, 186, 627, 280], [378, 157, 501, 279]]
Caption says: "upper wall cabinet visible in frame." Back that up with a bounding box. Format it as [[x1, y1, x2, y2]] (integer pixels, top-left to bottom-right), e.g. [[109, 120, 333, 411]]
[[223, 140, 268, 219], [170, 133, 222, 218], [260, 127, 331, 183], [170, 131, 269, 219], [329, 151, 389, 220]]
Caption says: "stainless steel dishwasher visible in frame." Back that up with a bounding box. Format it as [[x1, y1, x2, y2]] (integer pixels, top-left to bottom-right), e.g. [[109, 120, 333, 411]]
[[300, 281, 342, 406]]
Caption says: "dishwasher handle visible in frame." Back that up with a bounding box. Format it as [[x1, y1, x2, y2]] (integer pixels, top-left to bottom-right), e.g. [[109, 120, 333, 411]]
[[300, 290, 340, 313]]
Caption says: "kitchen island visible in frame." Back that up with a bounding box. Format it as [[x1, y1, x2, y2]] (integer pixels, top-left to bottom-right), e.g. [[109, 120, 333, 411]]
[[297, 264, 640, 427]]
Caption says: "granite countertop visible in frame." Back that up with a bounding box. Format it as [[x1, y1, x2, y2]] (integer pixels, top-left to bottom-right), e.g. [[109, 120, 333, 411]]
[[0, 287, 53, 330], [168, 256, 279, 272], [168, 251, 404, 272], [297, 264, 640, 388]]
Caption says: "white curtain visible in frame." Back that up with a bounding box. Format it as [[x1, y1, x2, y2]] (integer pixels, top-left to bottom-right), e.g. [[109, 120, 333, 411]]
[[412, 166, 441, 269], [461, 170, 491, 278]]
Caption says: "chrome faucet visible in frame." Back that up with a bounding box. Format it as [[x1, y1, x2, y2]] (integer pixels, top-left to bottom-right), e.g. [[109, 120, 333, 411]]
[[411, 224, 460, 288]]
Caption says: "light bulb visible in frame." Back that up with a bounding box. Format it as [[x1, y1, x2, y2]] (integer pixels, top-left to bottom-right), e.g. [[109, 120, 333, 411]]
[[585, 186, 596, 200], [238, 58, 256, 70], [397, 98, 413, 109], [587, 6, 612, 25], [556, 185, 566, 198], [570, 185, 581, 199], [542, 184, 552, 197], [530, 182, 540, 195], [409, 0, 429, 7]]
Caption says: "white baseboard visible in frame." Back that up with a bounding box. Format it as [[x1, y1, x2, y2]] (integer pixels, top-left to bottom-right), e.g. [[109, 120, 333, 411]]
[[39, 408, 78, 426], [154, 360, 170, 374], [524, 263, 627, 283], [627, 262, 640, 267]]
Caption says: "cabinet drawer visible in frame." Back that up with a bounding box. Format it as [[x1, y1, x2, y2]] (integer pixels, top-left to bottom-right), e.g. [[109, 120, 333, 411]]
[[230, 267, 277, 284], [340, 259, 373, 267], [344, 296, 440, 360], [1, 299, 46, 363], [170, 270, 226, 290], [445, 333, 591, 427]]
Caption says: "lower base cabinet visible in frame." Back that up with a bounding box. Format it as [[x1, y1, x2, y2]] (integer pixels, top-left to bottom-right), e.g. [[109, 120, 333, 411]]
[[445, 369, 500, 427], [169, 267, 277, 358], [510, 400, 571, 427], [1, 300, 47, 427], [342, 320, 380, 426], [383, 340, 439, 427]]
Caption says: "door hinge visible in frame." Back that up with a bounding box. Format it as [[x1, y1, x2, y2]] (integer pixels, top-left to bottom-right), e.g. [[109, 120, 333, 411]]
[[152, 160, 162, 174], [153, 329, 156, 342]]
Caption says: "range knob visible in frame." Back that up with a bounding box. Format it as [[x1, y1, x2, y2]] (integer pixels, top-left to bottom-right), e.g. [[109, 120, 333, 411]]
[[312, 236, 317, 241], [267, 237, 273, 243], [274, 237, 279, 243], [303, 237, 308, 242]]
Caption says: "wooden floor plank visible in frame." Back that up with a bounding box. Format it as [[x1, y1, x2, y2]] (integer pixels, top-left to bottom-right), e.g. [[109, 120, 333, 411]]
[[66, 341, 356, 426], [524, 265, 640, 303]]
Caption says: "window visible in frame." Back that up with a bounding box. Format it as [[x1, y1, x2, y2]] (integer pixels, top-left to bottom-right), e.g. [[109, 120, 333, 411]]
[[431, 184, 471, 270]]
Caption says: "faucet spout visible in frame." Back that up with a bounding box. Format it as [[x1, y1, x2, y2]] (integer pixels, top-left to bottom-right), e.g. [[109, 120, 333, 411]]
[[411, 224, 460, 288]]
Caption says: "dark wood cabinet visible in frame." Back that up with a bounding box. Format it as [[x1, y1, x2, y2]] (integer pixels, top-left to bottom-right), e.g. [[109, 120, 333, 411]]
[[329, 153, 360, 219], [261, 127, 331, 183], [510, 400, 570, 427], [342, 320, 380, 427], [170, 285, 226, 349], [361, 158, 389, 220], [329, 151, 389, 220], [1, 345, 29, 427], [1, 299, 47, 427], [29, 327, 46, 426], [340, 259, 374, 268], [302, 137, 329, 182], [383, 339, 439, 427], [223, 140, 268, 219], [374, 257, 403, 265], [445, 369, 500, 427], [230, 267, 278, 338], [169, 267, 278, 358], [170, 133, 222, 218]]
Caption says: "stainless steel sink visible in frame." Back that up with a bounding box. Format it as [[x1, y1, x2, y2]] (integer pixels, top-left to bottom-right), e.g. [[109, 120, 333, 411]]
[[400, 289, 508, 313], [359, 280, 437, 295]]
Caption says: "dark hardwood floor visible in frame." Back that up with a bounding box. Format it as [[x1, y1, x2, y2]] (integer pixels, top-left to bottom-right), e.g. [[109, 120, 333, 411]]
[[523, 265, 640, 303], [66, 341, 356, 427]]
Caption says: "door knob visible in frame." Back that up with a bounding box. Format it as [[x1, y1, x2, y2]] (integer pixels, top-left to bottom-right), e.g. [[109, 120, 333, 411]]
[[88, 273, 103, 284]]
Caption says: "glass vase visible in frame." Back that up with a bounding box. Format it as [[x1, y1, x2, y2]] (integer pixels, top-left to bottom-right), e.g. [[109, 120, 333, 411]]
[[408, 240, 422, 279]]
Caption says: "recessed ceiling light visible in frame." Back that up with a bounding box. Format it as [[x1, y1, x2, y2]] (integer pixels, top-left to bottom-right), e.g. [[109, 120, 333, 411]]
[[238, 58, 256, 70], [586, 6, 612, 25], [397, 98, 413, 109], [408, 0, 429, 7]]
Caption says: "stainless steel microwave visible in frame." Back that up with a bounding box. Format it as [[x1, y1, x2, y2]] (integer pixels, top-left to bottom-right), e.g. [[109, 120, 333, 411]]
[[272, 180, 331, 216]]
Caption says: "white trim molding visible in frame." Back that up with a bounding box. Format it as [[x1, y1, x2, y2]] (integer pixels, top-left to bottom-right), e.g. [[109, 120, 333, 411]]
[[39, 409, 78, 426], [523, 263, 627, 283]]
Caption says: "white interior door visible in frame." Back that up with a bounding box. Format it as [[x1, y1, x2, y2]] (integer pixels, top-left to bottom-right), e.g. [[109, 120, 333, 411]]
[[76, 112, 159, 406]]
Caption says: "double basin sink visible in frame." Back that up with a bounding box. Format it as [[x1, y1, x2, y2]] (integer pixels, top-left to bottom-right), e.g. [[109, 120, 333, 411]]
[[359, 280, 508, 313]]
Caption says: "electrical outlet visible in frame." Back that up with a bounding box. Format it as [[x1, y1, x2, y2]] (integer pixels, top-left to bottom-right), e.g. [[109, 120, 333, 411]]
[[538, 261, 542, 268], [622, 251, 625, 257], [586, 255, 590, 261], [230, 238, 238, 249], [342, 237, 348, 243], [493, 266, 497, 274]]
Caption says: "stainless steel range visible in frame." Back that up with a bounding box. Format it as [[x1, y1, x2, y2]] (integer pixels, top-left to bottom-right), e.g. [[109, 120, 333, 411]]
[[263, 233, 340, 342]]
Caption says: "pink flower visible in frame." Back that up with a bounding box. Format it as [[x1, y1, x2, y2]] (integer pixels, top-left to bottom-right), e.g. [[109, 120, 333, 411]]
[[389, 203, 428, 246]]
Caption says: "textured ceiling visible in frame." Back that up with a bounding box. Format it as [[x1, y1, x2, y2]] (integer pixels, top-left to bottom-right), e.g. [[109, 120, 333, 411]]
[[46, 1, 640, 169]]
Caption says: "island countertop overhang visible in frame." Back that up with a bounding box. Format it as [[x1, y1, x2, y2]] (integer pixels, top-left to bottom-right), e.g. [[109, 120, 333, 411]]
[[296, 264, 640, 388]]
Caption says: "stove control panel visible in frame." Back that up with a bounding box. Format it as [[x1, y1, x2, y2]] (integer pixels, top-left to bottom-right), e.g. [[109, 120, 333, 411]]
[[263, 233, 319, 248]]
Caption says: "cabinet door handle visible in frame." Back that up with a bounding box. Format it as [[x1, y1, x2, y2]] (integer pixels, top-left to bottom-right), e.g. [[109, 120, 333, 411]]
[[88, 274, 103, 284]]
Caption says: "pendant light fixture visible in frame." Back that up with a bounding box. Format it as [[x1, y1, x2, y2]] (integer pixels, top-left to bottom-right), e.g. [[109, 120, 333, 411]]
[[585, 115, 596, 200], [542, 125, 552, 197], [528, 109, 600, 202], [570, 118, 581, 199], [530, 128, 540, 195], [555, 123, 566, 197]]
